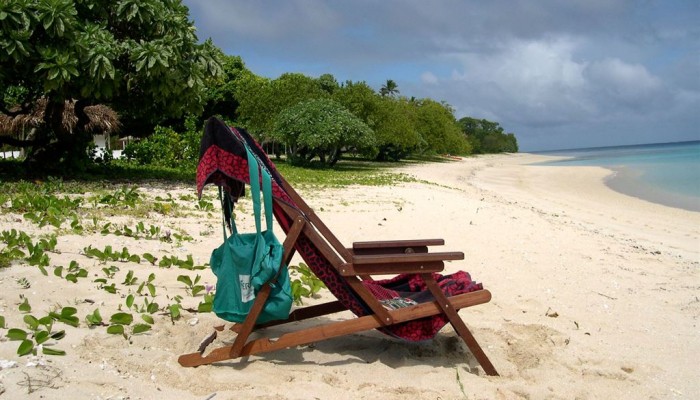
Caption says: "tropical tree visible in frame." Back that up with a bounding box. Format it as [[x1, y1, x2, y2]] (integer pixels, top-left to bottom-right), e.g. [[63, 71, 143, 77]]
[[372, 97, 421, 161], [414, 99, 470, 155], [271, 98, 374, 166], [458, 117, 518, 153], [317, 73, 339, 95], [379, 79, 400, 97], [0, 0, 223, 168], [332, 80, 379, 125], [202, 54, 248, 123], [236, 72, 327, 140]]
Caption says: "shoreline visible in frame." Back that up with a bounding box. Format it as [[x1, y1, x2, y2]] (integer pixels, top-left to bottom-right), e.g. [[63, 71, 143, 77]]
[[532, 150, 700, 213], [604, 165, 700, 212], [455, 153, 699, 259]]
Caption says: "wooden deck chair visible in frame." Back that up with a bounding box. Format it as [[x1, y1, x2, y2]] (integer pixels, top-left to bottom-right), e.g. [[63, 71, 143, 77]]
[[179, 117, 499, 376]]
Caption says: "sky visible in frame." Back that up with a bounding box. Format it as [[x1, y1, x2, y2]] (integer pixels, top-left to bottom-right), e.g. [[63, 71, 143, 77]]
[[182, 0, 699, 151]]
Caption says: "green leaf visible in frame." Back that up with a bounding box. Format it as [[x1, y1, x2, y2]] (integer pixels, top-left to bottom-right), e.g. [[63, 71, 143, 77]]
[[7, 328, 27, 341], [147, 283, 156, 297], [106, 325, 124, 335], [18, 298, 31, 313], [177, 275, 192, 286], [23, 315, 39, 330], [146, 302, 158, 314], [35, 330, 50, 344], [17, 339, 34, 356], [59, 315, 80, 328], [197, 302, 212, 313], [109, 312, 133, 325], [50, 330, 66, 340], [53, 266, 63, 277], [132, 324, 151, 334], [85, 309, 103, 326], [123, 270, 136, 285], [141, 314, 154, 324], [61, 307, 77, 317], [103, 283, 117, 294], [169, 304, 180, 320], [142, 253, 156, 264], [158, 258, 171, 268], [42, 347, 66, 356], [126, 294, 134, 309], [38, 316, 53, 327], [0, 315, 5, 328]]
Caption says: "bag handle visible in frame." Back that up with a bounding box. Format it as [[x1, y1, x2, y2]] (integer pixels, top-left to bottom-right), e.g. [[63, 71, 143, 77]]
[[218, 143, 274, 240], [245, 144, 276, 233], [245, 146, 262, 234], [260, 161, 274, 232], [218, 186, 230, 240]]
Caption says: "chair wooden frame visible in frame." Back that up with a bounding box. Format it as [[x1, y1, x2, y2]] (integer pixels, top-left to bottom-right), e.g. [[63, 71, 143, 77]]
[[179, 173, 499, 376]]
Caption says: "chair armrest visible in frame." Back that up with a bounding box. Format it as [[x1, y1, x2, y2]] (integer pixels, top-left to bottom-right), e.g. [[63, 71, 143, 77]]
[[338, 251, 464, 276], [351, 239, 445, 255]]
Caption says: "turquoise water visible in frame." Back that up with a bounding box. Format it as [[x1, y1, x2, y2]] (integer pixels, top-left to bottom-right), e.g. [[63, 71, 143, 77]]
[[535, 141, 700, 211]]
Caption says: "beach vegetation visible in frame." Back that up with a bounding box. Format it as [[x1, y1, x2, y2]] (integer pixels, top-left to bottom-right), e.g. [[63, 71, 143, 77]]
[[57, 260, 88, 283], [122, 270, 138, 286], [0, 146, 433, 363], [85, 309, 104, 327], [459, 117, 519, 154], [0, 1, 520, 181], [168, 303, 183, 322], [236, 72, 328, 140], [0, 0, 223, 171], [379, 79, 400, 97], [122, 121, 200, 170], [289, 263, 326, 305], [272, 98, 375, 166], [136, 273, 157, 297], [83, 245, 141, 264], [177, 274, 206, 297], [197, 293, 214, 313], [5, 298, 69, 356]]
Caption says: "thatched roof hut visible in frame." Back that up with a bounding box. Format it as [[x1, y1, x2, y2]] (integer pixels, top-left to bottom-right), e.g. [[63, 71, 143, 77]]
[[0, 99, 121, 137]]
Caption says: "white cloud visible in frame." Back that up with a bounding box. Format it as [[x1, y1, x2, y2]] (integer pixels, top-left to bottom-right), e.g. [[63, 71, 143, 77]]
[[421, 71, 438, 84], [446, 37, 594, 125], [436, 37, 671, 127], [190, 0, 339, 40], [183, 0, 699, 150], [583, 58, 665, 111]]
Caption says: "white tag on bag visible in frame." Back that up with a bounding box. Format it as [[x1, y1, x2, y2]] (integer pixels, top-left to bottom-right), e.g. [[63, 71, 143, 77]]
[[239, 275, 254, 302]]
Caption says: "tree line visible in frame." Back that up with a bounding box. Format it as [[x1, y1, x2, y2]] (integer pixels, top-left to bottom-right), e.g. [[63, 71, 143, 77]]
[[0, 0, 517, 171]]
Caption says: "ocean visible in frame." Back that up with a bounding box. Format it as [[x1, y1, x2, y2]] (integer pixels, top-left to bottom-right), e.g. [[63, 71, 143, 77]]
[[534, 140, 700, 212]]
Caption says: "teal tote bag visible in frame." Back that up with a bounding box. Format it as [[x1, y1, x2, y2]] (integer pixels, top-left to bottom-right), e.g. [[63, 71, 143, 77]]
[[209, 146, 292, 324]]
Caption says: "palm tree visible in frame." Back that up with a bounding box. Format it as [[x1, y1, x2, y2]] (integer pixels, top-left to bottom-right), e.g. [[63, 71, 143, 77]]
[[380, 79, 400, 97]]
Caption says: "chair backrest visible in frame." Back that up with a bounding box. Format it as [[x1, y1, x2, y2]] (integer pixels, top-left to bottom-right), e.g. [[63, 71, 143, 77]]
[[197, 117, 372, 318]]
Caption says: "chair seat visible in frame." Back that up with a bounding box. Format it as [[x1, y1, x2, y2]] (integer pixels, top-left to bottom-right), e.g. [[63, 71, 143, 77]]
[[364, 271, 483, 341]]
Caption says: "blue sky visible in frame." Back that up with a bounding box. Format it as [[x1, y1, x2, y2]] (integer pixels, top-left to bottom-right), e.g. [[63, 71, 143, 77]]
[[182, 0, 699, 151]]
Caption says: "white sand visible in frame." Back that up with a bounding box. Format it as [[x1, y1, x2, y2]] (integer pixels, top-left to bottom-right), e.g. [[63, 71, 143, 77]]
[[1, 154, 698, 399]]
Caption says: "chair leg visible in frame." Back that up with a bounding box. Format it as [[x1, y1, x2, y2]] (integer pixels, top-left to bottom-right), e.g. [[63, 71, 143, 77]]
[[421, 274, 499, 376]]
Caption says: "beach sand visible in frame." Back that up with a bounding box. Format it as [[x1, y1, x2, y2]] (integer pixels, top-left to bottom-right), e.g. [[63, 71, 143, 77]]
[[1, 153, 698, 399]]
